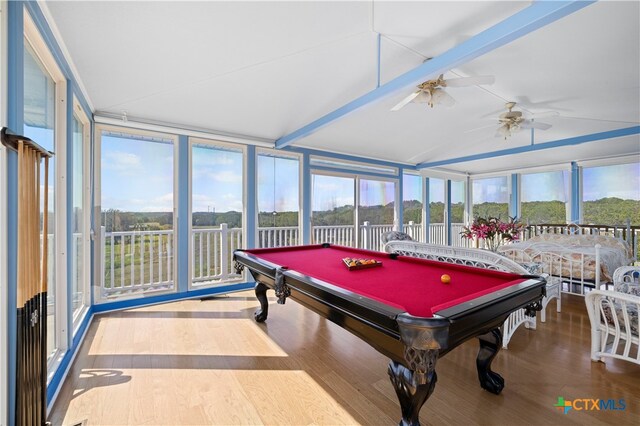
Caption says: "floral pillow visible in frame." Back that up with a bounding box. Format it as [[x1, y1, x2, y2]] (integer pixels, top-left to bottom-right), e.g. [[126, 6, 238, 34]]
[[615, 281, 640, 297], [602, 301, 638, 336]]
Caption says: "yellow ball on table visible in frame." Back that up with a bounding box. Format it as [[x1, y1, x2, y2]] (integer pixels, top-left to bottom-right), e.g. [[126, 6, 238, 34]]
[[440, 274, 451, 284]]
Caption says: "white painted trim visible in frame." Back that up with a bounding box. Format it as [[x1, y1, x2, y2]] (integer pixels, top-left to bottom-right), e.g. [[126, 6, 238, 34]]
[[309, 154, 399, 176], [95, 114, 274, 148], [419, 167, 468, 180], [0, 0, 8, 420], [578, 154, 640, 169], [94, 124, 180, 303], [0, 147, 7, 424], [519, 164, 572, 177], [36, 0, 94, 112], [93, 125, 102, 306], [71, 98, 91, 333]]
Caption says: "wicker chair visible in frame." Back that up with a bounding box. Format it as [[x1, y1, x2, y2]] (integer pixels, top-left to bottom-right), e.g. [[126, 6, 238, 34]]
[[585, 266, 640, 365]]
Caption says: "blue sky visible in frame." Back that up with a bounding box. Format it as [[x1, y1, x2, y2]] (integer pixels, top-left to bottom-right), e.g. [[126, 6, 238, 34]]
[[257, 155, 299, 212], [582, 163, 640, 201], [26, 131, 640, 213], [101, 135, 175, 212]]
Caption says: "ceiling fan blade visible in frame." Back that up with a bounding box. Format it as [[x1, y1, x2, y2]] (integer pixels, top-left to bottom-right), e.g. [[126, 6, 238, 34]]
[[521, 120, 552, 130], [391, 91, 421, 111], [531, 110, 560, 119], [444, 75, 495, 87]]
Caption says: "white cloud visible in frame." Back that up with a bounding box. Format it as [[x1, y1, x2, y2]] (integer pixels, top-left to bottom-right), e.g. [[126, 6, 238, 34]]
[[102, 151, 142, 173], [212, 170, 242, 184]]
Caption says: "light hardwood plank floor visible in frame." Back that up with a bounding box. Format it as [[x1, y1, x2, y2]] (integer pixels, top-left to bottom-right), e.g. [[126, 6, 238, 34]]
[[49, 291, 640, 425]]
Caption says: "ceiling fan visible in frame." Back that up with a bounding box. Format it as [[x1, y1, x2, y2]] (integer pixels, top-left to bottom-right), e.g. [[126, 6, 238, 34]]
[[496, 101, 552, 139], [391, 74, 495, 111]]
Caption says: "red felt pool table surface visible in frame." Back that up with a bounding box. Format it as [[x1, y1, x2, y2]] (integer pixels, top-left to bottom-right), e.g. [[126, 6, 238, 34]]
[[243, 245, 526, 318]]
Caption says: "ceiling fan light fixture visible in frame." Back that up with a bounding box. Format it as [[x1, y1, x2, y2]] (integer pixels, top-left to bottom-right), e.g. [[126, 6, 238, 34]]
[[430, 88, 446, 107], [497, 124, 511, 140], [414, 90, 432, 105]]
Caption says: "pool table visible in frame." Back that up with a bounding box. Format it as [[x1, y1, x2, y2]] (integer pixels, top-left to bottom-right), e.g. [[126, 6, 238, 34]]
[[233, 244, 545, 426]]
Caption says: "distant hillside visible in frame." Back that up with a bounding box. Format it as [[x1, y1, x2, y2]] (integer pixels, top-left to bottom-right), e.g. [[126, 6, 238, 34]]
[[101, 198, 639, 232]]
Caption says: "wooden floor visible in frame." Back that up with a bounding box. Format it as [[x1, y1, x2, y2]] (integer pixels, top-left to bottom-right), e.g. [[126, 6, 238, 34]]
[[50, 291, 640, 425]]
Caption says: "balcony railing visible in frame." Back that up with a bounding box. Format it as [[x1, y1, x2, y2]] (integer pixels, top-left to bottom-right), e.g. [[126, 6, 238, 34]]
[[101, 228, 174, 297], [100, 222, 475, 297], [192, 224, 243, 285], [312, 225, 356, 247], [258, 226, 299, 248]]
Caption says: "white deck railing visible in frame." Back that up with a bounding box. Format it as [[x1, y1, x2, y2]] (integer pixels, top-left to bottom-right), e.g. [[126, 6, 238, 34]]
[[101, 224, 244, 296], [101, 228, 174, 297], [403, 221, 422, 240], [100, 222, 473, 296], [312, 225, 356, 247], [192, 224, 243, 285], [258, 226, 299, 248]]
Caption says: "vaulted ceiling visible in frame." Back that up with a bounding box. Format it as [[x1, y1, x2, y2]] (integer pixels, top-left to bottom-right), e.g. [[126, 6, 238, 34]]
[[45, 1, 640, 174]]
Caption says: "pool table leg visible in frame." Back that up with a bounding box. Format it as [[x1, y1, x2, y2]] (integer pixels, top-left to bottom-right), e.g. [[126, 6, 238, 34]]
[[476, 328, 505, 394], [388, 354, 437, 426], [254, 282, 269, 322]]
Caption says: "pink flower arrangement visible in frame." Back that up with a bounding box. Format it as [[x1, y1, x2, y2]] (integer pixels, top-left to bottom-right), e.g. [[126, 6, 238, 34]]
[[460, 216, 524, 251]]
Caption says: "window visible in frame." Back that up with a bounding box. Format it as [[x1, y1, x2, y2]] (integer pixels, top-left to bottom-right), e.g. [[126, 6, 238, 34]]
[[23, 19, 66, 363], [403, 173, 423, 241], [359, 178, 396, 249], [472, 177, 509, 219], [190, 140, 244, 287], [311, 174, 355, 246], [100, 129, 177, 299], [450, 180, 467, 247], [257, 153, 300, 247], [428, 178, 445, 244], [71, 102, 90, 330], [582, 162, 640, 225], [521, 170, 570, 224]]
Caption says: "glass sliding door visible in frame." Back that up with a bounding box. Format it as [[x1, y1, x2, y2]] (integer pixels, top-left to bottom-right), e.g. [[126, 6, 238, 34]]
[[100, 129, 176, 299], [472, 177, 509, 219], [428, 178, 445, 244], [403, 173, 423, 241], [71, 102, 90, 330], [190, 140, 244, 287], [450, 180, 467, 247], [23, 40, 58, 360], [582, 162, 640, 225], [521, 170, 570, 224], [358, 178, 395, 250], [311, 174, 355, 246], [257, 153, 300, 248]]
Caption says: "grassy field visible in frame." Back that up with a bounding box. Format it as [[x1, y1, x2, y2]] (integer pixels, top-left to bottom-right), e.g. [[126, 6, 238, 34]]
[[103, 230, 243, 290]]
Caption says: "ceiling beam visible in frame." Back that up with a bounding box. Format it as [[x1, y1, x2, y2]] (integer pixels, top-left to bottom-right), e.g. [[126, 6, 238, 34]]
[[274, 0, 595, 149], [416, 126, 640, 169]]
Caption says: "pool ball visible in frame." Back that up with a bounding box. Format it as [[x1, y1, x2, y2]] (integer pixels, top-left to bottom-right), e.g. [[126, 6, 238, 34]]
[[441, 274, 451, 284]]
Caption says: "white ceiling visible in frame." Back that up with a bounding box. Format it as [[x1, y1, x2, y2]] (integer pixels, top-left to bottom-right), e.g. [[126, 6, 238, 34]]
[[45, 1, 640, 175]]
